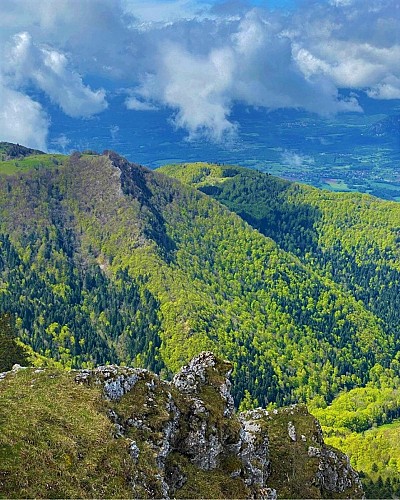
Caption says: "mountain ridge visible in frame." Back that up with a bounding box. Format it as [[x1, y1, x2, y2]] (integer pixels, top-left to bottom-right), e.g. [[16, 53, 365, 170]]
[[1, 145, 400, 496], [160, 161, 400, 347], [0, 148, 392, 407]]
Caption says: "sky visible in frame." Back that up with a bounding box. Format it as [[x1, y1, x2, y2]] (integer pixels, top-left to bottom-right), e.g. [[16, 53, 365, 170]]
[[0, 0, 399, 150]]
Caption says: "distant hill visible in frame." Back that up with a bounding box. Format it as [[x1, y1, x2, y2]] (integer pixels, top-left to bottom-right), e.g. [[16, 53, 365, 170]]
[[0, 141, 45, 160], [366, 114, 400, 138]]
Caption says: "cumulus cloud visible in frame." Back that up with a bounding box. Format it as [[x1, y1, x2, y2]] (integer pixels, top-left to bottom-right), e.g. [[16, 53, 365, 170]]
[[125, 96, 159, 111], [230, 10, 361, 115], [1, 0, 399, 144], [0, 83, 49, 150], [129, 8, 362, 139], [367, 77, 400, 100], [4, 32, 107, 117], [157, 43, 237, 140]]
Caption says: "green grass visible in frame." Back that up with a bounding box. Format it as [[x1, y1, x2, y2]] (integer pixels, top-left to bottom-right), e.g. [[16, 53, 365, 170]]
[[0, 363, 364, 499], [0, 154, 66, 175], [159, 162, 245, 187], [0, 368, 135, 498], [262, 405, 323, 499], [166, 452, 249, 499], [259, 405, 363, 499], [322, 180, 352, 191]]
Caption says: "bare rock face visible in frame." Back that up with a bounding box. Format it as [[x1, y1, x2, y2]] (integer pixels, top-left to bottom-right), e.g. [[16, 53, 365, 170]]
[[171, 352, 237, 472], [76, 352, 364, 499], [238, 409, 271, 493], [75, 365, 147, 400], [172, 351, 235, 417]]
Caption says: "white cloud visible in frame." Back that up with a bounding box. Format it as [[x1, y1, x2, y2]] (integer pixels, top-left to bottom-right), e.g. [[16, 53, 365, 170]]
[[124, 0, 212, 23], [128, 8, 362, 139], [5, 32, 107, 118], [281, 150, 315, 168], [110, 125, 120, 140], [0, 84, 49, 150], [230, 10, 362, 115], [293, 38, 400, 94], [367, 77, 400, 100], [125, 96, 159, 111], [158, 43, 237, 140], [1, 0, 399, 144], [51, 133, 71, 153]]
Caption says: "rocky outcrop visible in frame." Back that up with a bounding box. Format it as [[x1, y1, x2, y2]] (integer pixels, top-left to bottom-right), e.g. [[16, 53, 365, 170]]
[[75, 352, 364, 499]]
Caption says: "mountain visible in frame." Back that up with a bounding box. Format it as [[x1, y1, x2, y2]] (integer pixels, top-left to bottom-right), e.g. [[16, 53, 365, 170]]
[[0, 142, 45, 160], [0, 352, 363, 499], [0, 148, 392, 410], [159, 162, 400, 358], [366, 114, 400, 138], [159, 161, 400, 497], [1, 146, 400, 496]]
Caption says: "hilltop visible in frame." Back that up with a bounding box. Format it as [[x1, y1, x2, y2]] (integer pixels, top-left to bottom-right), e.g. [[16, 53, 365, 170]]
[[0, 142, 45, 160], [0, 352, 363, 499]]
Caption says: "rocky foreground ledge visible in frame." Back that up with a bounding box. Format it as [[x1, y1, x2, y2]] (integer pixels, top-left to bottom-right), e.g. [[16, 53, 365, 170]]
[[75, 352, 363, 499], [0, 352, 363, 499]]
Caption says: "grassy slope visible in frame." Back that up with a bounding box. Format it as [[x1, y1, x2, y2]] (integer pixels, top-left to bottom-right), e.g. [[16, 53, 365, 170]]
[[0, 368, 136, 499], [0, 154, 66, 175], [0, 366, 249, 499], [0, 365, 363, 499]]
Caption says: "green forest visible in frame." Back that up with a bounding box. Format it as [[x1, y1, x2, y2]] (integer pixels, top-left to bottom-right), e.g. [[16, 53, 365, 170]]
[[160, 161, 400, 497], [1, 145, 400, 497]]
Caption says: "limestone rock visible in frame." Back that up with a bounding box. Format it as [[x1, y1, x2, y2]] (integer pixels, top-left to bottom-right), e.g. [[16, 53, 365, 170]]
[[238, 409, 270, 491], [73, 352, 364, 499], [75, 365, 147, 401]]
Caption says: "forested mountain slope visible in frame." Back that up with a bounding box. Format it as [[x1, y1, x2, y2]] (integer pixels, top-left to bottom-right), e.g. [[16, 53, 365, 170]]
[[0, 149, 392, 407], [313, 377, 400, 498], [160, 162, 400, 363], [0, 142, 45, 160]]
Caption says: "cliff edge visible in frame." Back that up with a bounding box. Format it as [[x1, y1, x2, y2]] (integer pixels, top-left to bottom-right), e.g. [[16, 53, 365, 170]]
[[0, 352, 363, 498]]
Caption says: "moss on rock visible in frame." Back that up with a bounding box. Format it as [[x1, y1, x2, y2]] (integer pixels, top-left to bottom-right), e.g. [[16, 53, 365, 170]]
[[0, 353, 363, 499]]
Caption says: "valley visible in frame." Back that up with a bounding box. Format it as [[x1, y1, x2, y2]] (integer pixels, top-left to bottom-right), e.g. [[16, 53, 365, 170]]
[[0, 143, 400, 497]]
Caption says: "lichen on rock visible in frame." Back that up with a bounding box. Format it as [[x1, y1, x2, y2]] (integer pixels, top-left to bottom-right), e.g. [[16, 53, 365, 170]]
[[76, 352, 363, 499]]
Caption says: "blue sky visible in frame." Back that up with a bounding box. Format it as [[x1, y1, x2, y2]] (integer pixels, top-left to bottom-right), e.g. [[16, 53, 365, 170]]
[[0, 0, 399, 150], [124, 0, 300, 22]]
